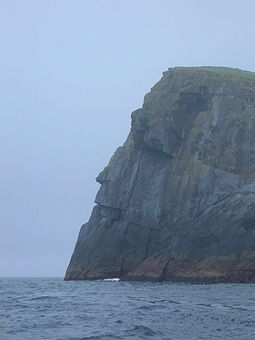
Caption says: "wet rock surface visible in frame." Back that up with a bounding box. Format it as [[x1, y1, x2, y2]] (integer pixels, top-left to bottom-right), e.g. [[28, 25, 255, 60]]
[[65, 67, 255, 282]]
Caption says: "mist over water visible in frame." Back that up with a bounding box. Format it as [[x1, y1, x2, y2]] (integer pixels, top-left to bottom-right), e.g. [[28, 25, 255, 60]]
[[1, 278, 255, 339]]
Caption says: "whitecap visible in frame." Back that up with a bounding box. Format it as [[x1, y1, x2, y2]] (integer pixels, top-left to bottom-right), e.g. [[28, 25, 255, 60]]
[[103, 278, 120, 282]]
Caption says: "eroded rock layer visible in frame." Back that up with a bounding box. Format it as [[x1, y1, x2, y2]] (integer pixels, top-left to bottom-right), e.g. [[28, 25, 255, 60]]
[[65, 67, 255, 282]]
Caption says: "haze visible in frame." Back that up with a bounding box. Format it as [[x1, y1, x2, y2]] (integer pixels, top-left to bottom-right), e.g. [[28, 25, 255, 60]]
[[1, 0, 255, 277]]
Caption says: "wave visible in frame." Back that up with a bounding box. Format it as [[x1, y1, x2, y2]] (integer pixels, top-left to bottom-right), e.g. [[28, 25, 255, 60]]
[[130, 325, 160, 337], [29, 295, 59, 301], [103, 278, 120, 282]]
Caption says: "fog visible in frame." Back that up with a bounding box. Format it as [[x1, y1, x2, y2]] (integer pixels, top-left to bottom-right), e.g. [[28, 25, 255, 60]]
[[1, 0, 255, 277]]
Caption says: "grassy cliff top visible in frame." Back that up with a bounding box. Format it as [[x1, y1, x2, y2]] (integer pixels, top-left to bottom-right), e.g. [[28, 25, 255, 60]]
[[170, 66, 255, 81]]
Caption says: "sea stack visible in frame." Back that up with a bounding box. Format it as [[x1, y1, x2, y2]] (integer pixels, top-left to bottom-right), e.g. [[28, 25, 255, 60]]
[[65, 67, 255, 283]]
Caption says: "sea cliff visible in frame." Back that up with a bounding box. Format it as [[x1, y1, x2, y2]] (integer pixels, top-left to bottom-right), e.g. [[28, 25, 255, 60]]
[[65, 67, 255, 282]]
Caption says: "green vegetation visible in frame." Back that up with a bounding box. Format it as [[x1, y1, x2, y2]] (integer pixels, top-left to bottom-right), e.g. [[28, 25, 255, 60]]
[[172, 66, 255, 81]]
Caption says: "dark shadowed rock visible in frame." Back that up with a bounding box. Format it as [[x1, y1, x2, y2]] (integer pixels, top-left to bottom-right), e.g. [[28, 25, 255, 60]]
[[65, 67, 255, 283]]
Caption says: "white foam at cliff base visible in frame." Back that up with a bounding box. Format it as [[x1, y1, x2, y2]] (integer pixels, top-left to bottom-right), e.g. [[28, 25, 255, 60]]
[[104, 278, 120, 282]]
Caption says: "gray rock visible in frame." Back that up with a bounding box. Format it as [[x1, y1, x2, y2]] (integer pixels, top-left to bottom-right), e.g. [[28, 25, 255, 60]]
[[65, 67, 255, 282]]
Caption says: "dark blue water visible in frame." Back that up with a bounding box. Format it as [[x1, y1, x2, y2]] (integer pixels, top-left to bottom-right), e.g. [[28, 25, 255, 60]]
[[1, 278, 255, 339]]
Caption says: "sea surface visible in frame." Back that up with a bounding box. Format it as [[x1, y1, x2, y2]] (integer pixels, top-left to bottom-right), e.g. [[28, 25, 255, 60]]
[[1, 278, 255, 340]]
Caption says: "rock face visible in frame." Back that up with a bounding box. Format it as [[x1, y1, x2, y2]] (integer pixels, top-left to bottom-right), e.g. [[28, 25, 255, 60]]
[[65, 67, 255, 283]]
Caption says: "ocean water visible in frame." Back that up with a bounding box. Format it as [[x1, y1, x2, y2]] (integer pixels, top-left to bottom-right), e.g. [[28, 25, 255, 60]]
[[1, 278, 255, 340]]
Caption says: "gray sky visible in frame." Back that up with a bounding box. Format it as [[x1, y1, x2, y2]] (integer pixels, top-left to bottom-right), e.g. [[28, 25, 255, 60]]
[[1, 0, 255, 277]]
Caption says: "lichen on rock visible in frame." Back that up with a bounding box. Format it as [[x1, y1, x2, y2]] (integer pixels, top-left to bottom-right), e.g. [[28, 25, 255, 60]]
[[65, 67, 255, 283]]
